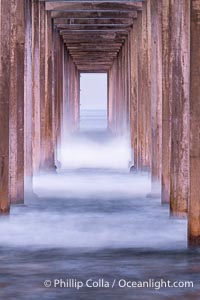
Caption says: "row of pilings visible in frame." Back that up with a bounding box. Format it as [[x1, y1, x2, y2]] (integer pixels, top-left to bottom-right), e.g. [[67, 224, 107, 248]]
[[0, 0, 200, 246]]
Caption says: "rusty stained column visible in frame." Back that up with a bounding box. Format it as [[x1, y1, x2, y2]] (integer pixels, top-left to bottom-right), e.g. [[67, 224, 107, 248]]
[[108, 58, 118, 134], [0, 0, 11, 213], [123, 37, 130, 135], [53, 29, 63, 163], [44, 11, 55, 170], [188, 0, 200, 246], [144, 1, 151, 171], [116, 47, 125, 135], [74, 67, 79, 131], [39, 1, 46, 170], [9, 0, 25, 203], [113, 59, 118, 134], [66, 54, 74, 133], [115, 51, 121, 135], [66, 54, 79, 134], [62, 48, 69, 141], [24, 0, 33, 192], [161, 0, 172, 203], [31, 2, 55, 173], [137, 4, 151, 171], [108, 66, 113, 130], [32, 0, 41, 173], [52, 27, 56, 160], [130, 21, 138, 168], [170, 0, 190, 217], [150, 0, 162, 195], [126, 35, 131, 136], [121, 41, 126, 134], [137, 12, 143, 169]]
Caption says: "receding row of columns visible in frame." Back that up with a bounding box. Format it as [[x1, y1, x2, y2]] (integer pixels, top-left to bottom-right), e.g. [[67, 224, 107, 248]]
[[108, 0, 200, 246], [130, 0, 198, 246], [0, 0, 79, 212]]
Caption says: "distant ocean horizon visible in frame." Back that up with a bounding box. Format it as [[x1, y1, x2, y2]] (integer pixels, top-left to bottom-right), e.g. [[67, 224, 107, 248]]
[[79, 109, 108, 131]]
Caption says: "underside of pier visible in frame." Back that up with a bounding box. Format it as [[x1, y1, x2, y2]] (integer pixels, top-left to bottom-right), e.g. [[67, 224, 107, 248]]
[[0, 0, 200, 247]]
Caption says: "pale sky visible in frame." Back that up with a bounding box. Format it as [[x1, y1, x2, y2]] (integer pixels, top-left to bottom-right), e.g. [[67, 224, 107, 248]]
[[80, 73, 107, 110]]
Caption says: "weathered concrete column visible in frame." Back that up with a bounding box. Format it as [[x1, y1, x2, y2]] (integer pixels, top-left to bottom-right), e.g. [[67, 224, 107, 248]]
[[108, 67, 112, 131], [39, 1, 46, 169], [111, 58, 118, 133], [74, 67, 79, 131], [53, 29, 62, 163], [66, 54, 78, 134], [150, 0, 162, 194], [24, 0, 33, 191], [62, 48, 68, 140], [119, 46, 124, 134], [10, 0, 25, 203], [31, 2, 55, 173], [124, 37, 130, 134], [32, 0, 41, 173], [161, 0, 172, 203], [137, 11, 143, 169], [170, 0, 190, 217], [188, 0, 200, 246], [112, 58, 118, 133], [0, 0, 11, 213], [116, 49, 122, 134], [130, 21, 138, 169], [43, 12, 55, 170], [137, 5, 151, 171]]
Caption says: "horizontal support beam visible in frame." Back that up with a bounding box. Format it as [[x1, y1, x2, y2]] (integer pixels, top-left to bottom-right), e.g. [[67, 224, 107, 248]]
[[54, 18, 134, 25], [59, 29, 129, 34], [69, 55, 118, 59], [46, 2, 142, 11], [63, 38, 125, 43], [62, 33, 127, 38], [65, 42, 123, 46], [67, 46, 121, 52], [73, 60, 115, 63], [51, 11, 137, 18], [56, 24, 131, 30], [78, 67, 110, 71], [70, 51, 118, 57]]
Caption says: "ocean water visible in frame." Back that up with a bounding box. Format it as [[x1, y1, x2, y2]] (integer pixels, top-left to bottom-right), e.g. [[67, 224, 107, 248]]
[[0, 112, 199, 300], [79, 109, 107, 131]]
